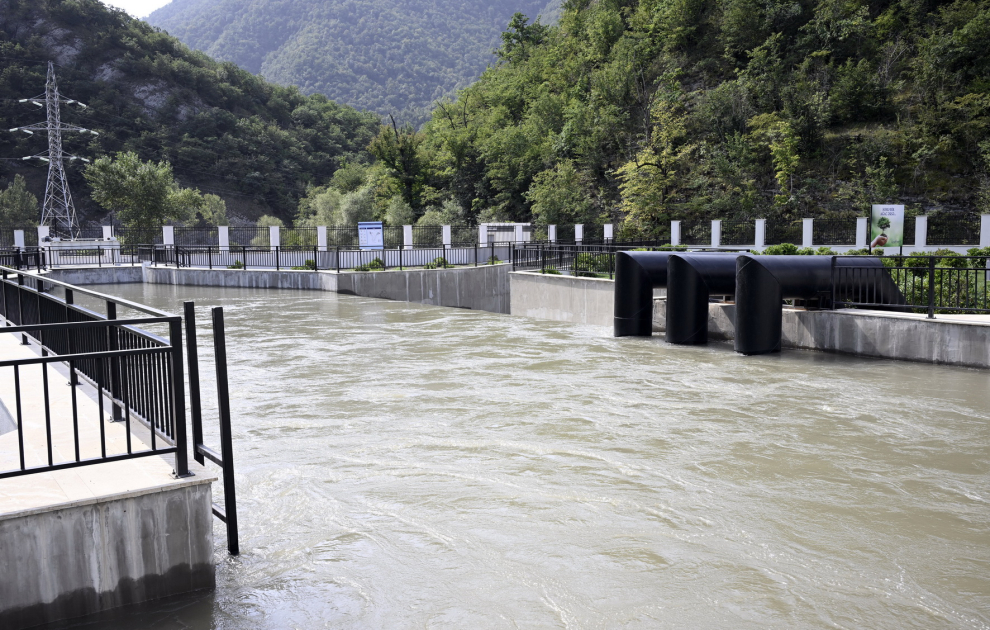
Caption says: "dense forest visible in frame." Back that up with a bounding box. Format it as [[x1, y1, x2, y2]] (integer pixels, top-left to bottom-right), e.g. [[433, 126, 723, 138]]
[[367, 0, 990, 237], [147, 0, 559, 124], [0, 0, 380, 225]]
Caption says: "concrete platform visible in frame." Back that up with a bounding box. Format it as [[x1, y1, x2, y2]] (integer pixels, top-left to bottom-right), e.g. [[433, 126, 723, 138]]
[[0, 332, 217, 629]]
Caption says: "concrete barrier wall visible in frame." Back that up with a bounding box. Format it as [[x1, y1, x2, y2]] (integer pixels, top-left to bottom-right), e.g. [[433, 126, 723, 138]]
[[509, 271, 615, 327], [0, 475, 215, 629], [44, 266, 144, 285], [142, 263, 511, 313]]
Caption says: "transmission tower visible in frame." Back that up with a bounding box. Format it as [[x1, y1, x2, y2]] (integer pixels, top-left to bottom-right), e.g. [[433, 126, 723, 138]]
[[9, 62, 98, 238]]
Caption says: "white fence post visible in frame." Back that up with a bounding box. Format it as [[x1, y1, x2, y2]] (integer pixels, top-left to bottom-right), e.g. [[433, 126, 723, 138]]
[[317, 225, 327, 252], [219, 225, 230, 251], [604, 223, 613, 242], [14, 230, 25, 248], [575, 224, 583, 244], [37, 225, 50, 244], [404, 225, 414, 250], [855, 217, 868, 249], [980, 214, 990, 248], [102, 226, 113, 240], [916, 216, 928, 249], [514, 224, 524, 243], [163, 225, 174, 246], [755, 219, 766, 249], [478, 224, 487, 247], [548, 224, 557, 243], [711, 220, 721, 248], [269, 225, 280, 251], [671, 221, 680, 246], [802, 218, 813, 248], [442, 225, 451, 247]]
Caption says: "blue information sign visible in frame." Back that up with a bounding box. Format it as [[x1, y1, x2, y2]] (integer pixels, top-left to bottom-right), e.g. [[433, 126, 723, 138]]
[[358, 221, 384, 250]]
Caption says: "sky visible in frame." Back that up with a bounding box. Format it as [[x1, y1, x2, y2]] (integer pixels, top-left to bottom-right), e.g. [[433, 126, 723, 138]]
[[100, 0, 172, 18]]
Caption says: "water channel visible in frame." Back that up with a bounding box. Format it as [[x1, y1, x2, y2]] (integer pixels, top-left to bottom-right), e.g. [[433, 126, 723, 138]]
[[64, 284, 989, 629]]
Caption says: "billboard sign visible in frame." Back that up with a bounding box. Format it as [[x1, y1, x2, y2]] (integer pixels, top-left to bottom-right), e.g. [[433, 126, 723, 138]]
[[870, 204, 905, 249], [358, 221, 384, 250]]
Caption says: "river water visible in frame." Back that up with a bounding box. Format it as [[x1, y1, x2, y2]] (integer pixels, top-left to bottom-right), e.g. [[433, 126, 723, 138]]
[[65, 284, 989, 629]]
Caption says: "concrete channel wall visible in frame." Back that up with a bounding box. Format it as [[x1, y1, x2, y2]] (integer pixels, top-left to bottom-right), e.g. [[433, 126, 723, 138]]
[[509, 271, 616, 326], [0, 469, 215, 629]]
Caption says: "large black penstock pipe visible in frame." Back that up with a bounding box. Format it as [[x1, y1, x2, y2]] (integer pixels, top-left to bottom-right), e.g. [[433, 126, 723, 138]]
[[734, 255, 906, 355], [665, 253, 739, 345], [613, 251, 677, 336]]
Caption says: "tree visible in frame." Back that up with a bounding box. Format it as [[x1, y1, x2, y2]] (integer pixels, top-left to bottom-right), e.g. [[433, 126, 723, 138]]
[[84, 152, 203, 241], [368, 116, 426, 211], [0, 175, 39, 229]]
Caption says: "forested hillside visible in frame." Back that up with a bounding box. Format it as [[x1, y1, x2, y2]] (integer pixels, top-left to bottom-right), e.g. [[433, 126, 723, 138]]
[[379, 0, 990, 236], [0, 0, 380, 224], [147, 0, 559, 123]]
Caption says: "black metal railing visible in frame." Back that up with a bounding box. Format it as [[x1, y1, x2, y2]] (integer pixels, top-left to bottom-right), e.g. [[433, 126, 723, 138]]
[[0, 267, 188, 478], [764, 219, 803, 245], [680, 221, 712, 246], [926, 215, 981, 246], [813, 218, 858, 245], [833, 255, 990, 317], [720, 220, 755, 246]]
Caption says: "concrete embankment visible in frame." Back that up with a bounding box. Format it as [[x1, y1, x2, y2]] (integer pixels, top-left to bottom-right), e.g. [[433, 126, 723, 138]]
[[510, 271, 990, 368]]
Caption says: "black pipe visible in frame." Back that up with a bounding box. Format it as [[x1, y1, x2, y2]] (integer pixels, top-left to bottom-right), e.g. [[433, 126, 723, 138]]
[[665, 254, 739, 345], [613, 251, 678, 336], [734, 255, 905, 355]]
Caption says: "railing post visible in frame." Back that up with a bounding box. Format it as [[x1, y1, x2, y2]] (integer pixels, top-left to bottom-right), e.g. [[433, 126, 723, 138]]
[[711, 220, 721, 249], [927, 255, 936, 319], [755, 219, 766, 249], [168, 317, 191, 477], [212, 306, 239, 555], [671, 221, 681, 246], [276, 246, 280, 271], [336, 245, 340, 273], [855, 217, 868, 249], [916, 216, 928, 250], [184, 302, 204, 466], [802, 218, 814, 248], [106, 301, 122, 421]]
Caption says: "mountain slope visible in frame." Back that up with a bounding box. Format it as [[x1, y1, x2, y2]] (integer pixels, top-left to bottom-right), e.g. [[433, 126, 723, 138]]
[[147, 0, 559, 123], [0, 0, 380, 223]]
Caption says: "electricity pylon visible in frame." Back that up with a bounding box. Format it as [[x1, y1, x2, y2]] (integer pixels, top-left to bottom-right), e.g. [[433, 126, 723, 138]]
[[9, 62, 98, 238]]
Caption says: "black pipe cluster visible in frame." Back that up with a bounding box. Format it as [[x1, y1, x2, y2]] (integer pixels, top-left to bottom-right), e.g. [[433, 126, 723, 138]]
[[613, 251, 905, 355]]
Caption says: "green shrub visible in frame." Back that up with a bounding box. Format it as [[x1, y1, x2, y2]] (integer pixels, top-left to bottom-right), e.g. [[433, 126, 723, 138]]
[[762, 243, 799, 255], [227, 260, 244, 269], [486, 255, 501, 265], [291, 259, 317, 270], [816, 246, 837, 255], [967, 246, 990, 267], [424, 256, 450, 269], [354, 257, 385, 271], [541, 267, 561, 274]]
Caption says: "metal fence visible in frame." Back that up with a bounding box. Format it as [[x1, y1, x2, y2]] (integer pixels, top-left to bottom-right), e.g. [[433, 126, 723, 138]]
[[175, 227, 219, 246], [720, 220, 755, 246], [764, 220, 803, 245], [833, 255, 990, 317], [680, 221, 711, 246], [926, 215, 981, 246], [813, 218, 858, 245]]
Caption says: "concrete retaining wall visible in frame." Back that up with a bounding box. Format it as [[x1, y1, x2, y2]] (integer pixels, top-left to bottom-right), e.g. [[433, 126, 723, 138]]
[[143, 263, 511, 313], [44, 266, 144, 285], [0, 473, 215, 629], [509, 272, 615, 326]]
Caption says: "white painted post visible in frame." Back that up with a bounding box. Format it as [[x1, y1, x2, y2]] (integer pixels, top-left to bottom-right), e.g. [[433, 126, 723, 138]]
[[855, 217, 868, 249], [38, 225, 50, 243], [404, 225, 414, 250], [269, 225, 280, 251], [14, 230, 25, 248], [575, 224, 584, 244], [711, 220, 721, 248], [219, 225, 230, 251], [980, 214, 990, 248], [442, 225, 452, 246], [916, 216, 928, 249], [604, 224, 614, 242], [163, 225, 174, 246], [548, 224, 557, 243], [802, 218, 813, 248], [102, 226, 113, 240], [478, 224, 487, 247], [514, 224, 524, 243], [671, 221, 681, 246], [755, 219, 766, 249], [317, 225, 327, 252]]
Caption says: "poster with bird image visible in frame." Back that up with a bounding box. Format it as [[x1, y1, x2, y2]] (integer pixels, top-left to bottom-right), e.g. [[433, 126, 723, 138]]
[[871, 205, 905, 248]]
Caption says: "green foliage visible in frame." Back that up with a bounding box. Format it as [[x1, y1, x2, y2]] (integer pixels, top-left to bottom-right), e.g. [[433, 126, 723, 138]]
[[762, 243, 800, 255], [401, 0, 990, 233], [540, 267, 561, 274], [0, 175, 39, 228], [354, 257, 385, 271], [228, 259, 244, 269], [486, 255, 501, 265], [423, 256, 451, 269], [148, 0, 554, 124], [0, 0, 380, 224], [573, 252, 610, 276], [84, 152, 203, 241], [291, 259, 317, 270]]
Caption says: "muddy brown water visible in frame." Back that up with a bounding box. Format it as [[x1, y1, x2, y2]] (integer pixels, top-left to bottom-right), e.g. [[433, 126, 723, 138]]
[[59, 284, 989, 629]]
